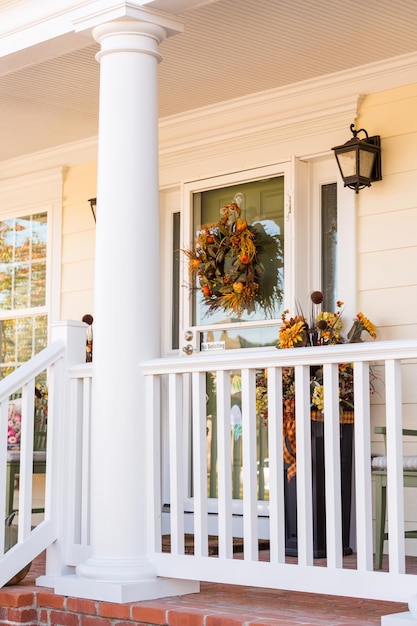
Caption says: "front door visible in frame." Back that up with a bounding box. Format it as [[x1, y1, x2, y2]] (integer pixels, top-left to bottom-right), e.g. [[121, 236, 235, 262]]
[[180, 163, 291, 530]]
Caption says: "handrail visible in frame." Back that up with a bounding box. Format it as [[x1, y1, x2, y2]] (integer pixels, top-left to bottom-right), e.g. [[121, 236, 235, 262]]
[[0, 339, 65, 402], [142, 339, 417, 375], [68, 363, 93, 378]]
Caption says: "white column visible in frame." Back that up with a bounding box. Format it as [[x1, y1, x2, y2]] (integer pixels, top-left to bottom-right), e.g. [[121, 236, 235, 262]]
[[55, 18, 198, 603]]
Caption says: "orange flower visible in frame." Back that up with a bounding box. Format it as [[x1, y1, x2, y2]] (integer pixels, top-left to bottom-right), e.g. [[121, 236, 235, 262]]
[[236, 218, 248, 232], [356, 312, 377, 338]]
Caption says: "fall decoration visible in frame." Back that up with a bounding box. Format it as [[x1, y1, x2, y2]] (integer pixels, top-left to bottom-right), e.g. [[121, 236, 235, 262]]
[[185, 201, 283, 317], [277, 291, 377, 480], [278, 298, 376, 349]]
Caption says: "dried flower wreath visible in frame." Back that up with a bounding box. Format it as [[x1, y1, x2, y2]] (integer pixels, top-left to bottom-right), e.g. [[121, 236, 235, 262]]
[[185, 201, 283, 317]]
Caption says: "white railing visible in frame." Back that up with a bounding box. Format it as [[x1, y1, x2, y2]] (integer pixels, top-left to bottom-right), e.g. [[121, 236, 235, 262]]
[[4, 331, 416, 604], [143, 339, 417, 602], [0, 321, 89, 588], [0, 339, 65, 587]]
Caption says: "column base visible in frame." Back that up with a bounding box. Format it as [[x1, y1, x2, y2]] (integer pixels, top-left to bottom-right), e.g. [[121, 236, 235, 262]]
[[382, 613, 417, 625], [53, 574, 200, 603], [76, 556, 158, 582]]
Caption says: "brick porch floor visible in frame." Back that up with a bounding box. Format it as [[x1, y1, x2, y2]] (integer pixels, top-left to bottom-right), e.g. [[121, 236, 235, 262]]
[[0, 551, 411, 626]]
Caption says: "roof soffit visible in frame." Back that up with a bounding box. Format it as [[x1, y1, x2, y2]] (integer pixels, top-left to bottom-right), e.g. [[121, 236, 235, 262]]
[[2, 0, 417, 164]]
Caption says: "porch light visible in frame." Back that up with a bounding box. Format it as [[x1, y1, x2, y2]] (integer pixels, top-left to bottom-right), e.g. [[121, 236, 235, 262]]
[[88, 198, 97, 222], [332, 124, 382, 193]]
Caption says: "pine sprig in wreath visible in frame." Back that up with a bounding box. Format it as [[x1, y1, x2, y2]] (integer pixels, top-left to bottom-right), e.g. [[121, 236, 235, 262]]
[[184, 201, 283, 317]]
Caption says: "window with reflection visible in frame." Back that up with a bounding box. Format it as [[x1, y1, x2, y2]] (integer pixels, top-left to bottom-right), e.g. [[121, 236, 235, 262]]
[[0, 213, 48, 378], [321, 183, 338, 311], [192, 176, 285, 349]]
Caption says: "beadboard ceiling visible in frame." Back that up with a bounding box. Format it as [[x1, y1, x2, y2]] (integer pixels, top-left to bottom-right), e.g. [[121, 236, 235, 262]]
[[1, 0, 417, 163]]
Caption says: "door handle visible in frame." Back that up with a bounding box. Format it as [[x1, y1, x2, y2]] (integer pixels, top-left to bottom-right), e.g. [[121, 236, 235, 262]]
[[182, 344, 193, 355]]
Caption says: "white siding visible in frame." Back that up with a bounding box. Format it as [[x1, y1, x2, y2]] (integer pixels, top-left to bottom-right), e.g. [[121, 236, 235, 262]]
[[356, 86, 417, 341], [61, 162, 96, 321]]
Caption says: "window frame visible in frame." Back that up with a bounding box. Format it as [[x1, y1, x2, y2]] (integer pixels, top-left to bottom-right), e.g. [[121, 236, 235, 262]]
[[0, 169, 63, 367]]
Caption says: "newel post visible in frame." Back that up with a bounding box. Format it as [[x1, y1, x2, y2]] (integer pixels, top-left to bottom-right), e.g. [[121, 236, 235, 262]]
[[37, 320, 87, 585]]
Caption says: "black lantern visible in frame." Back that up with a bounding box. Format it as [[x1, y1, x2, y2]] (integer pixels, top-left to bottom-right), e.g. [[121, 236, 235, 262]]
[[332, 124, 382, 193], [88, 198, 97, 222]]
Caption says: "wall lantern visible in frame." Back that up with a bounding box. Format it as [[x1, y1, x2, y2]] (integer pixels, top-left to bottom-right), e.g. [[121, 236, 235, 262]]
[[332, 124, 382, 193], [88, 198, 97, 222]]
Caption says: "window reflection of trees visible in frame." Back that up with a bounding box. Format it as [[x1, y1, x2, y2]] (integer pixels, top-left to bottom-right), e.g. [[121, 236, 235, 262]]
[[0, 213, 48, 379]]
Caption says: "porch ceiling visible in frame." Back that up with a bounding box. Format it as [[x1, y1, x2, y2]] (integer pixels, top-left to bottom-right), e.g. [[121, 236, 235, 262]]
[[1, 0, 417, 164]]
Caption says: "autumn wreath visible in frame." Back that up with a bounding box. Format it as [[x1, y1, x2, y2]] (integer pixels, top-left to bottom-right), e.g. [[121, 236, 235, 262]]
[[185, 201, 283, 317]]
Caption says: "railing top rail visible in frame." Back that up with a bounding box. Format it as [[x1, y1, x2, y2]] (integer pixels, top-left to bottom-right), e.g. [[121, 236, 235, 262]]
[[68, 363, 93, 379], [0, 339, 65, 402], [142, 339, 417, 375]]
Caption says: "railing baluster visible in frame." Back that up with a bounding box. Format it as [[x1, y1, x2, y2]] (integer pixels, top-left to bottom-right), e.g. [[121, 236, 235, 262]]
[[323, 362, 343, 568], [67, 376, 81, 546], [294, 364, 313, 565], [45, 358, 58, 521], [241, 368, 258, 561], [0, 400, 8, 555], [385, 358, 405, 573], [353, 360, 373, 571], [18, 380, 35, 540], [268, 366, 285, 563], [216, 370, 233, 559], [81, 375, 92, 546], [147, 374, 162, 553], [192, 371, 208, 557], [168, 372, 185, 555]]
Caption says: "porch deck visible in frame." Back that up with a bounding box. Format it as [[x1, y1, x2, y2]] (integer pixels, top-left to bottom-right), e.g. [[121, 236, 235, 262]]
[[1, 551, 410, 626]]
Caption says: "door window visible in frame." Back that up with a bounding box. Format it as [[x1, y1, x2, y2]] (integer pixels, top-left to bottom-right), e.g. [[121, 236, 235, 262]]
[[190, 176, 286, 350]]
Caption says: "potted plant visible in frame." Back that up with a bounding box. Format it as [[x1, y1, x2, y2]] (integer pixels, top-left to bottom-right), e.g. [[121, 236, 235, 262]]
[[276, 291, 377, 557]]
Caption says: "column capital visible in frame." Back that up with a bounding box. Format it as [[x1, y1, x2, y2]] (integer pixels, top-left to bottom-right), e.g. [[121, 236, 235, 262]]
[[72, 2, 183, 39], [93, 20, 167, 62]]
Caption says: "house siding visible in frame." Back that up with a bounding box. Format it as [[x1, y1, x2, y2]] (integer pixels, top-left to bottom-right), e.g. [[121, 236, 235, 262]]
[[55, 83, 417, 361], [356, 85, 417, 341], [61, 161, 97, 321]]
